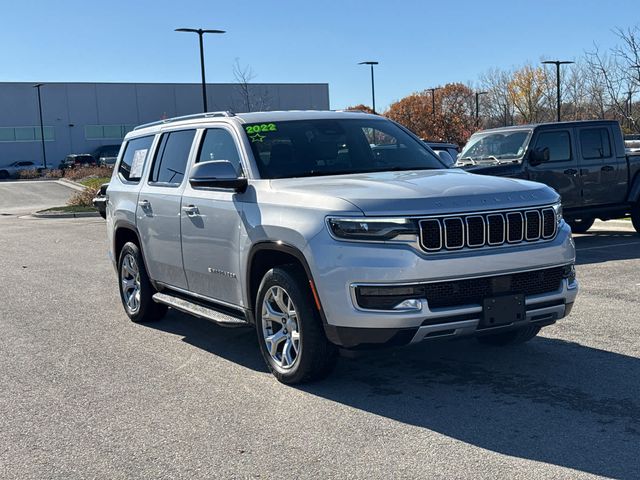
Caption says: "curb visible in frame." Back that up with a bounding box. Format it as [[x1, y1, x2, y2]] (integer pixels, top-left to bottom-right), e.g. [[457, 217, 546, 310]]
[[32, 210, 101, 219], [56, 178, 86, 192]]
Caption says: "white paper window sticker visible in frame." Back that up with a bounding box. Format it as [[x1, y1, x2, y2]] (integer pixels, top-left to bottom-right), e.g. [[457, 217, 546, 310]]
[[130, 149, 148, 178]]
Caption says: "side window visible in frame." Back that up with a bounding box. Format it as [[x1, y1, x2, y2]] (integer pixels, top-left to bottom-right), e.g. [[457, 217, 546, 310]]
[[534, 131, 571, 162], [149, 129, 196, 186], [580, 128, 611, 159], [197, 129, 244, 175], [118, 135, 154, 183]]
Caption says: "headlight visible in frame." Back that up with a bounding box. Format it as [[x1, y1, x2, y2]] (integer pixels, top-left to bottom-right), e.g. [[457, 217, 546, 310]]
[[553, 200, 563, 225], [327, 217, 418, 241]]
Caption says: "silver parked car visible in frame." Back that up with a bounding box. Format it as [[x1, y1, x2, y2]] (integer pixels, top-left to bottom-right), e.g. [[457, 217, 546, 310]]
[[0, 161, 45, 179], [101, 110, 578, 383]]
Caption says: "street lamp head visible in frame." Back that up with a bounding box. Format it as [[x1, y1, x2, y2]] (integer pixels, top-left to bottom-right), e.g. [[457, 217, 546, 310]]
[[175, 28, 225, 34], [33, 83, 44, 88], [542, 60, 575, 65], [358, 61, 379, 65], [477, 91, 488, 95]]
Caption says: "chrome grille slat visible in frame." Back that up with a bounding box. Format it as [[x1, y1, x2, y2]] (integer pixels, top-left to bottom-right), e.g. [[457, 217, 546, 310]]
[[418, 206, 557, 253]]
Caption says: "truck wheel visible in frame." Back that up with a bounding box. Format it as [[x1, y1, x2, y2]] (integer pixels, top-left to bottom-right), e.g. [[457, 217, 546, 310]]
[[0, 170, 8, 180], [632, 202, 640, 234], [567, 218, 594, 234], [117, 242, 167, 323], [476, 325, 541, 346], [256, 266, 337, 384]]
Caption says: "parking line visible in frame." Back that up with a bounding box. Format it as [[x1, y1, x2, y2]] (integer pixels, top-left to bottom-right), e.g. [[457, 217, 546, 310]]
[[577, 241, 640, 252]]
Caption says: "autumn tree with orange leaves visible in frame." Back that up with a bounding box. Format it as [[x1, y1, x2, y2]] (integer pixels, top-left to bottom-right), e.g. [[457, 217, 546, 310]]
[[385, 83, 476, 146]]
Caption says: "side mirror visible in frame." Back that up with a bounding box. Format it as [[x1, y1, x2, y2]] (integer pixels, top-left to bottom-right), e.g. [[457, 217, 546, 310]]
[[529, 147, 550, 166], [189, 160, 248, 192], [435, 150, 455, 168]]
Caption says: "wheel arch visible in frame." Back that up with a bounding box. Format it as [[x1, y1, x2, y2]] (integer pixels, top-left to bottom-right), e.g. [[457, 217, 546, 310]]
[[246, 242, 325, 325]]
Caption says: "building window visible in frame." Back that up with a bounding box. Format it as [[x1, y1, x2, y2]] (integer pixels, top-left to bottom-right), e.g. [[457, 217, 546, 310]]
[[0, 126, 55, 142], [85, 124, 136, 140]]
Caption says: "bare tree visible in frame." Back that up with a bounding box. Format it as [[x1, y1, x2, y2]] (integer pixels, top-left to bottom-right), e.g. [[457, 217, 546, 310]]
[[233, 58, 257, 112]]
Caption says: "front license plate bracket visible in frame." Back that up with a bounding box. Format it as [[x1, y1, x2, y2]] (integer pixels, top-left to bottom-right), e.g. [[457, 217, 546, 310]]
[[481, 294, 525, 328]]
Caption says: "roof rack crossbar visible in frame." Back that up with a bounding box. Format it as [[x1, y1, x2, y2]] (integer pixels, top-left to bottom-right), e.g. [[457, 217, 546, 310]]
[[133, 111, 235, 130]]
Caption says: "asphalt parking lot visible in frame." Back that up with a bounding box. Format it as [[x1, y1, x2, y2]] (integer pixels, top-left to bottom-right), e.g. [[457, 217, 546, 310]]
[[1, 211, 639, 478]]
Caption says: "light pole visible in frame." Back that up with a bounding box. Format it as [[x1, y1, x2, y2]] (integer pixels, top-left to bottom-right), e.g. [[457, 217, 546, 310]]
[[427, 87, 441, 120], [175, 28, 226, 112], [542, 60, 574, 122], [475, 91, 488, 127], [358, 61, 378, 114], [33, 83, 47, 169]]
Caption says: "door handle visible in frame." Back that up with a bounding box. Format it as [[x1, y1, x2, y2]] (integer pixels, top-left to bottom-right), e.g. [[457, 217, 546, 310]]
[[563, 168, 578, 176], [601, 165, 614, 172], [138, 199, 150, 208], [182, 205, 200, 216]]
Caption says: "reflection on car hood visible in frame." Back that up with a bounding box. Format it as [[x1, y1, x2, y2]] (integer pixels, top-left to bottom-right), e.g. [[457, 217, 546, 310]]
[[269, 169, 557, 216]]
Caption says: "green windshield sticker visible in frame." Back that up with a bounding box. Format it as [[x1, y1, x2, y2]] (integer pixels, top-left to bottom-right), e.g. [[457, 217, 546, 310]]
[[245, 123, 277, 134], [249, 132, 266, 143]]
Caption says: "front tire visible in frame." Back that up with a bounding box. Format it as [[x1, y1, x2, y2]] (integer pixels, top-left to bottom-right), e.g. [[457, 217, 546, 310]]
[[567, 217, 594, 234], [631, 202, 640, 235], [255, 266, 337, 384], [476, 325, 541, 346], [117, 242, 167, 323]]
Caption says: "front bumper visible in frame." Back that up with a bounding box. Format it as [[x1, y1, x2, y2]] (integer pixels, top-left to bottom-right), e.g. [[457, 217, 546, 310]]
[[306, 222, 578, 347]]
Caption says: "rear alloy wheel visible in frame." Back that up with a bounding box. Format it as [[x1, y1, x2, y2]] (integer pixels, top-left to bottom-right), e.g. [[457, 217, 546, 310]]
[[117, 242, 167, 323], [476, 325, 541, 346], [567, 217, 595, 234], [256, 266, 337, 384]]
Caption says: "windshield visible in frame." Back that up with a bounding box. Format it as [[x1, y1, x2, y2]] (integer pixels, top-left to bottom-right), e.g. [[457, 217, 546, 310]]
[[459, 129, 533, 164], [243, 118, 444, 179]]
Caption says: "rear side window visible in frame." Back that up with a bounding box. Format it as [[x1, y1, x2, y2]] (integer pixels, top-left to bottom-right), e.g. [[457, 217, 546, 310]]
[[118, 135, 154, 182], [149, 130, 196, 186], [534, 131, 571, 162], [197, 128, 244, 175], [580, 128, 611, 159]]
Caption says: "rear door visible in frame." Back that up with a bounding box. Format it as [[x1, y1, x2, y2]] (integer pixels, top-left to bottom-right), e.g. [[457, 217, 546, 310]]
[[577, 126, 623, 205], [180, 126, 247, 306], [136, 129, 197, 289], [527, 129, 581, 208]]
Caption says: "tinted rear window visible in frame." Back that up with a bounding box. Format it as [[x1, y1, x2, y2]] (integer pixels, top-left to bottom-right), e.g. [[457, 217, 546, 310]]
[[149, 130, 196, 185], [118, 136, 154, 182]]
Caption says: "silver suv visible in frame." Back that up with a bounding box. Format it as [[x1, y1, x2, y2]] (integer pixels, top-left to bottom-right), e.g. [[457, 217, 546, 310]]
[[102, 110, 578, 383]]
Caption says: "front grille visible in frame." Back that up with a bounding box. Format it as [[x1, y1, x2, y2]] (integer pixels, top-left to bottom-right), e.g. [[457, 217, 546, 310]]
[[354, 266, 565, 311], [419, 206, 557, 253]]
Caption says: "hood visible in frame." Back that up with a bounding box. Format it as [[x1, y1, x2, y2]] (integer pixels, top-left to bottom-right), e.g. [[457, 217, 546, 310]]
[[269, 169, 558, 216]]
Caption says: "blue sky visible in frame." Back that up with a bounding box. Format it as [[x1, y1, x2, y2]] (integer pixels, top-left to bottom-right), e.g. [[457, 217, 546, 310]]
[[1, 0, 636, 111]]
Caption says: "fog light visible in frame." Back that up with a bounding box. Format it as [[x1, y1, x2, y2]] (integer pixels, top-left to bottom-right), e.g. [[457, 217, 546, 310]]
[[392, 299, 423, 311], [562, 264, 577, 287]]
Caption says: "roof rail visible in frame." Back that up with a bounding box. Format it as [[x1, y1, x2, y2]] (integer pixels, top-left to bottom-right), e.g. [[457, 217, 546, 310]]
[[133, 111, 235, 130]]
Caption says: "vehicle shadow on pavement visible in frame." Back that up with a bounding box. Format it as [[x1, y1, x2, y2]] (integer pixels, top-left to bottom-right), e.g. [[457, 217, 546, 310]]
[[301, 337, 640, 480], [148, 309, 268, 372], [575, 230, 640, 265], [147, 309, 639, 478]]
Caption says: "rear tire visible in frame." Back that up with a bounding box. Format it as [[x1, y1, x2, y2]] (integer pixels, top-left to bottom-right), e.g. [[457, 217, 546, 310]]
[[255, 265, 337, 384], [476, 325, 541, 346], [631, 202, 640, 235], [567, 217, 594, 234], [117, 242, 167, 323]]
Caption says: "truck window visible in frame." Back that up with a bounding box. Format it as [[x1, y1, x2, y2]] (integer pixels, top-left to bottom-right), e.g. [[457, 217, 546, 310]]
[[197, 129, 244, 176], [580, 128, 611, 159], [118, 135, 154, 183], [149, 129, 196, 186], [534, 131, 571, 162]]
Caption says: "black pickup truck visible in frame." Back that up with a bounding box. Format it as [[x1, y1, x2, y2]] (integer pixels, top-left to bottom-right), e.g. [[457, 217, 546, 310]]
[[458, 120, 640, 233]]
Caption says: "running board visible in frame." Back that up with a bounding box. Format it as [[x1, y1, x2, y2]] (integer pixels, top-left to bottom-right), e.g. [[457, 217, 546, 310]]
[[152, 292, 249, 327]]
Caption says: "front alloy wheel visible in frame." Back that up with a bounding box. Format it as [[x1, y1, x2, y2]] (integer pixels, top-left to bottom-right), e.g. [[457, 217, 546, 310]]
[[255, 266, 337, 384], [261, 286, 301, 369]]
